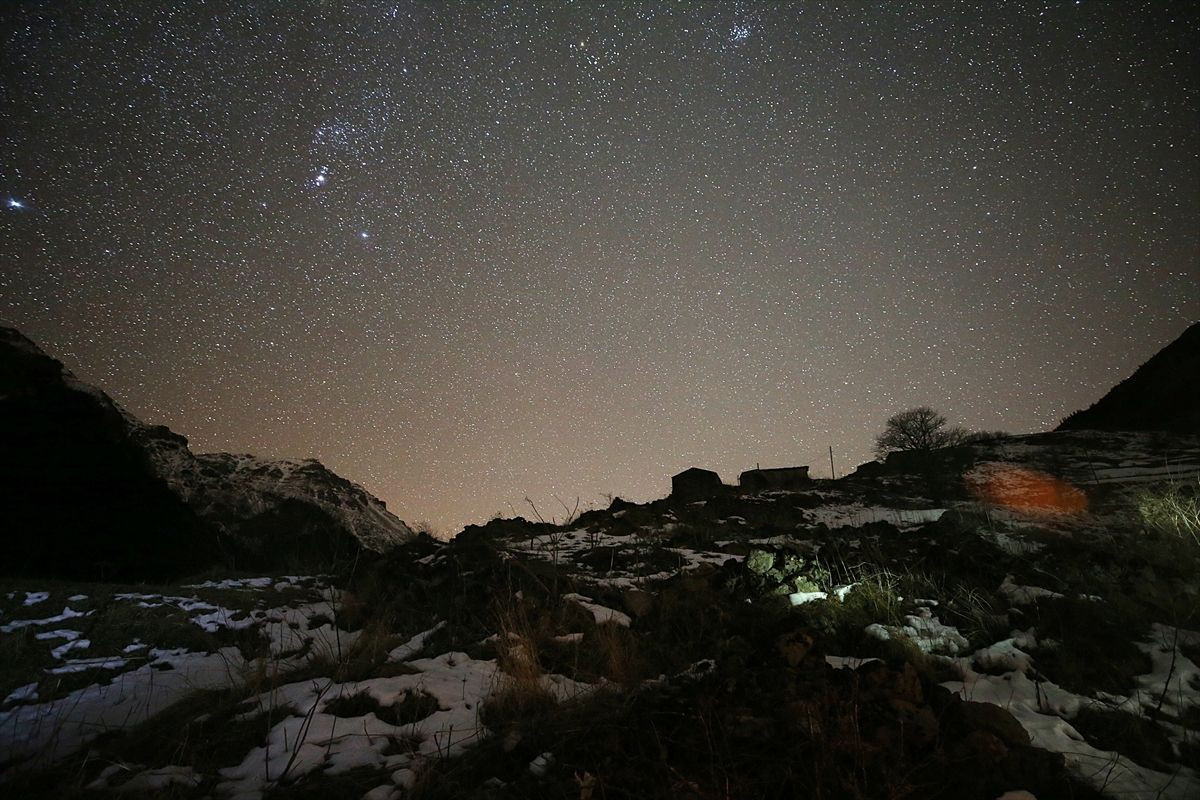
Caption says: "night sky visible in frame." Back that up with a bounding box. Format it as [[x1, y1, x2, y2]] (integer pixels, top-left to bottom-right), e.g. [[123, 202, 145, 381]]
[[1, 2, 1197, 534]]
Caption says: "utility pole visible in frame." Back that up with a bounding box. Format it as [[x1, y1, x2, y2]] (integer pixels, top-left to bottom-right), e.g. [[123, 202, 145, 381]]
[[829, 446, 836, 480]]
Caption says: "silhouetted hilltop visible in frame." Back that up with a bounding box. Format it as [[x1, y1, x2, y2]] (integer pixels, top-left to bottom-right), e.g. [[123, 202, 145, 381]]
[[1058, 321, 1200, 434]]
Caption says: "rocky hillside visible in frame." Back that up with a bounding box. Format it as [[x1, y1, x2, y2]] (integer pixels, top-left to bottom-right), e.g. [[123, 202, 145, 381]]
[[2, 428, 1197, 799], [132, 423, 415, 569], [0, 328, 413, 578], [1058, 321, 1200, 434]]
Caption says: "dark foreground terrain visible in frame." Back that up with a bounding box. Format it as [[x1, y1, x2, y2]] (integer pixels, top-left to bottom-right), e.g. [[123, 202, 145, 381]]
[[2, 429, 1198, 799]]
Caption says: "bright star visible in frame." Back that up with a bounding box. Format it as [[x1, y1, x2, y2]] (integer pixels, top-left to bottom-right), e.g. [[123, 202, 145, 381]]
[[7, 198, 23, 209], [360, 231, 369, 239]]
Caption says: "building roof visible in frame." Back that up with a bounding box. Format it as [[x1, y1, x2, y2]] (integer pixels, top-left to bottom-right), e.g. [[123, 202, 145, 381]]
[[742, 466, 809, 474], [673, 466, 720, 479]]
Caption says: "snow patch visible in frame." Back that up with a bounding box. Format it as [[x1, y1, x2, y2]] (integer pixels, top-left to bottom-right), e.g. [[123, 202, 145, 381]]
[[387, 621, 446, 662], [49, 638, 90, 660], [1, 606, 91, 633], [805, 504, 945, 530], [825, 655, 881, 670], [3, 683, 38, 705], [47, 656, 127, 674], [999, 575, 1063, 605], [218, 651, 499, 798], [23, 591, 50, 607], [561, 593, 631, 627]]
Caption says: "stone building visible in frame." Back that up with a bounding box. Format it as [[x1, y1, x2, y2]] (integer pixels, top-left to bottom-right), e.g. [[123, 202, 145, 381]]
[[738, 466, 810, 491], [670, 467, 724, 500]]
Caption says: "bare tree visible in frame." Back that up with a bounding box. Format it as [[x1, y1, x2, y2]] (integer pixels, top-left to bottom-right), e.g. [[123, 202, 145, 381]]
[[873, 406, 967, 459]]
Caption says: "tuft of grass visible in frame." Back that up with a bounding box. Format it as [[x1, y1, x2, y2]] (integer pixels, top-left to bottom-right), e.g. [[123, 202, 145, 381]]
[[942, 585, 1009, 649], [0, 626, 51, 705], [491, 595, 550, 683], [848, 567, 906, 624], [588, 621, 642, 685], [1138, 479, 1200, 546], [482, 592, 560, 734]]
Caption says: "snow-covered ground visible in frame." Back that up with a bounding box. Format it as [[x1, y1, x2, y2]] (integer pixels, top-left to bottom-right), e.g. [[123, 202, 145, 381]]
[[0, 573, 601, 797], [0, 576, 354, 772], [944, 623, 1200, 800], [213, 651, 501, 800]]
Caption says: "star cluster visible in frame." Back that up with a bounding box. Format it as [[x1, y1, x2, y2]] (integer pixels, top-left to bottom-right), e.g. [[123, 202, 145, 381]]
[[2, 1, 1197, 533]]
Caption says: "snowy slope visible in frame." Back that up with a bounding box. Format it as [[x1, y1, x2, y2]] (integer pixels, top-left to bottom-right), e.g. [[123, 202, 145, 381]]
[[144, 445, 415, 554], [120, 383, 415, 557]]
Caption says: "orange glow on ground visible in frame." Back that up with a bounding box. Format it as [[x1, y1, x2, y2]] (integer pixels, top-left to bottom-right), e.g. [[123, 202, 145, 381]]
[[965, 465, 1088, 514]]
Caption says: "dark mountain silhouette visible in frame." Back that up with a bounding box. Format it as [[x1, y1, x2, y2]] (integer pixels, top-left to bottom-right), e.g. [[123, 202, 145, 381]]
[[0, 328, 216, 580], [1057, 321, 1200, 434], [0, 327, 413, 580]]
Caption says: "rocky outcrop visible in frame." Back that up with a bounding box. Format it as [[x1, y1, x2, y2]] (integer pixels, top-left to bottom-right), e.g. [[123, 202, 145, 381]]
[[0, 327, 413, 578], [129, 412, 415, 565], [142, 447, 415, 569]]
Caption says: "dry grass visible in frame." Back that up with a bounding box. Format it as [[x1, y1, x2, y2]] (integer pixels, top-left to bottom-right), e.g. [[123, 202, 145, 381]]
[[483, 593, 559, 733], [589, 620, 642, 685], [1138, 479, 1200, 546]]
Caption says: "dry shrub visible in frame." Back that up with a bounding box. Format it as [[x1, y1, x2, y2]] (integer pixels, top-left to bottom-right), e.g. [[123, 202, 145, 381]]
[[492, 594, 550, 682], [483, 594, 559, 732], [590, 622, 642, 685]]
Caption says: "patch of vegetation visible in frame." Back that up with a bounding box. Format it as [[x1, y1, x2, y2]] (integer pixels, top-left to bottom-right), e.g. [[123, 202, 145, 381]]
[[1027, 596, 1152, 696], [324, 688, 440, 726], [479, 678, 560, 737], [740, 547, 831, 597], [1071, 706, 1177, 771], [73, 687, 288, 792], [0, 626, 54, 705], [266, 766, 395, 799], [381, 732, 425, 757], [422, 629, 1103, 800], [1138, 479, 1200, 546], [940, 585, 1010, 650], [573, 544, 660, 574]]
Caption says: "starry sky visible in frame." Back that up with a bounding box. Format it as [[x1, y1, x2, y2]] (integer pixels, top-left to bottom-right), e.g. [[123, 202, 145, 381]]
[[1, 1, 1197, 534]]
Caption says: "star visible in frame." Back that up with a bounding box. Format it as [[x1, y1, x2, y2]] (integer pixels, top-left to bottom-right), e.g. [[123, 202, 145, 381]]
[[729, 23, 752, 44], [0, 2, 1193, 534]]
